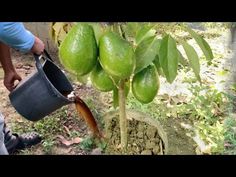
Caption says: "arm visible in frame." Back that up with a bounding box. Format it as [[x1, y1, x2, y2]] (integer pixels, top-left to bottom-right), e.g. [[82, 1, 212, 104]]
[[0, 22, 45, 91], [0, 22, 44, 54], [0, 42, 21, 91]]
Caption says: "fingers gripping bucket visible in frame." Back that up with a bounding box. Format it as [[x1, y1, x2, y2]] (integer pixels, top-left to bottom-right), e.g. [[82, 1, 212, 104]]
[[9, 51, 74, 121]]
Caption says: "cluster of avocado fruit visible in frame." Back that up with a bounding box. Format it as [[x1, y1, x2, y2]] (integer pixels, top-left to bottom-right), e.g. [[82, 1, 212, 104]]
[[59, 23, 159, 104]]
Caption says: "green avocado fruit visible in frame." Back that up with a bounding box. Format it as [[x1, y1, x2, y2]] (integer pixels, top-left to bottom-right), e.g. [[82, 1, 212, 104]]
[[59, 23, 98, 76], [99, 31, 135, 80], [132, 64, 160, 104], [90, 62, 114, 92]]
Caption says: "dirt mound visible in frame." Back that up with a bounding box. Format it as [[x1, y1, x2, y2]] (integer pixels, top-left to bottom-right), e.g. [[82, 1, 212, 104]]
[[105, 118, 165, 155]]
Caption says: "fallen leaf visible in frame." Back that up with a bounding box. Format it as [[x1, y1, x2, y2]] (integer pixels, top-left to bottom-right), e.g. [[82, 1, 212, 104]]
[[171, 95, 188, 104], [56, 135, 83, 147], [63, 125, 71, 136], [16, 118, 24, 123], [90, 148, 102, 155], [53, 22, 64, 36], [58, 28, 67, 42], [72, 137, 83, 144]]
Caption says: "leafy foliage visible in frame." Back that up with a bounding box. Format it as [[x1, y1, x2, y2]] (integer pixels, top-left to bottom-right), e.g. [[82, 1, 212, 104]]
[[178, 85, 229, 154], [52, 22, 214, 150]]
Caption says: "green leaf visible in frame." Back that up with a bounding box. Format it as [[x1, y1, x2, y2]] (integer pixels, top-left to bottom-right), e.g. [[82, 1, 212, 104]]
[[182, 41, 201, 83], [153, 55, 164, 76], [122, 22, 141, 39], [135, 36, 161, 73], [185, 26, 214, 62], [159, 35, 179, 83], [178, 50, 188, 66], [135, 25, 156, 45]]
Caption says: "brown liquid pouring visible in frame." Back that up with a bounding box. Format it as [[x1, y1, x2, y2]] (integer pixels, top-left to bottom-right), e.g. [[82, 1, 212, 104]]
[[62, 91, 102, 138]]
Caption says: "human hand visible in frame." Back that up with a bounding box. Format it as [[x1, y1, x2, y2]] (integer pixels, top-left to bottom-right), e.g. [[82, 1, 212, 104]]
[[4, 71, 22, 92], [31, 36, 45, 55]]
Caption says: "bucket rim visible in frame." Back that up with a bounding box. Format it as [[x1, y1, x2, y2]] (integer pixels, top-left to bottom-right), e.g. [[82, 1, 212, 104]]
[[40, 59, 74, 103]]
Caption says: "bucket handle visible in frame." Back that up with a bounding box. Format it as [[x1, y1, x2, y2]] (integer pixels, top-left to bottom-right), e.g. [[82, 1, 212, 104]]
[[33, 50, 58, 96], [43, 49, 54, 62], [34, 49, 53, 70]]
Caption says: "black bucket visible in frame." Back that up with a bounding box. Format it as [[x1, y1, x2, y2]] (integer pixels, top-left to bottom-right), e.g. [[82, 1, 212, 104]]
[[9, 50, 74, 121]]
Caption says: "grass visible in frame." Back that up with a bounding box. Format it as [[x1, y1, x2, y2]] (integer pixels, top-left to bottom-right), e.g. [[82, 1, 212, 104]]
[[126, 80, 230, 154], [126, 93, 170, 121], [13, 109, 68, 134], [177, 84, 230, 154], [224, 116, 236, 154], [10, 91, 106, 154], [223, 93, 236, 155], [79, 137, 96, 151], [10, 106, 83, 154]]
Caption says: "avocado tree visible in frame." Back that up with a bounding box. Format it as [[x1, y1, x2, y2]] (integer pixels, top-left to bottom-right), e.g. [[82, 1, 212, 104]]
[[51, 22, 213, 149]]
